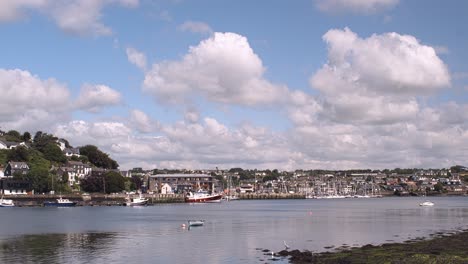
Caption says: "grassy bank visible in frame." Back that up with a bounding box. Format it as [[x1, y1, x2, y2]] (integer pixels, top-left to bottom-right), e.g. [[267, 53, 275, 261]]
[[275, 229, 468, 264]]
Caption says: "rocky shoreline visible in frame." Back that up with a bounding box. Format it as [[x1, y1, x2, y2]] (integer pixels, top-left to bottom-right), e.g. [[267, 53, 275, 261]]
[[259, 229, 468, 263]]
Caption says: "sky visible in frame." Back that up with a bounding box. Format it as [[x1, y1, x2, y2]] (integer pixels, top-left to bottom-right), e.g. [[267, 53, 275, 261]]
[[1, 0, 467, 170]]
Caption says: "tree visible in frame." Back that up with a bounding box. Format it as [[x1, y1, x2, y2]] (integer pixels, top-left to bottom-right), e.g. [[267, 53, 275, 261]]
[[104, 171, 126, 194], [6, 146, 29, 162], [80, 175, 104, 193], [26, 167, 51, 193], [43, 143, 67, 163], [80, 171, 126, 194], [434, 182, 444, 192], [22, 131, 31, 142], [32, 132, 58, 153], [5, 130, 21, 142], [79, 145, 118, 169], [131, 175, 144, 190]]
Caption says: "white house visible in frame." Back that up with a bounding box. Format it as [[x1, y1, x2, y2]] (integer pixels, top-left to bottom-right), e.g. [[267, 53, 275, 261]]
[[0, 140, 21, 149], [67, 161, 92, 180], [161, 183, 173, 194], [56, 139, 67, 151], [63, 148, 80, 157]]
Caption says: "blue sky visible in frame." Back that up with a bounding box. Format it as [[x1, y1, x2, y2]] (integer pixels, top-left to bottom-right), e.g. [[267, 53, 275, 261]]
[[1, 0, 467, 170]]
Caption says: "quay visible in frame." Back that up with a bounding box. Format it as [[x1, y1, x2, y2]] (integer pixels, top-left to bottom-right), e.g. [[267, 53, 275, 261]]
[[7, 194, 185, 207], [5, 193, 309, 206], [238, 193, 305, 199]]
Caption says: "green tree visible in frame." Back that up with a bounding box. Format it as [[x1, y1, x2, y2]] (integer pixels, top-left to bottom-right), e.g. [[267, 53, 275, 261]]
[[0, 149, 8, 165], [22, 131, 31, 142], [104, 171, 126, 194], [434, 182, 444, 192], [43, 143, 67, 163], [5, 130, 21, 142], [79, 145, 118, 169], [32, 132, 58, 153], [6, 146, 29, 162], [26, 167, 51, 193]]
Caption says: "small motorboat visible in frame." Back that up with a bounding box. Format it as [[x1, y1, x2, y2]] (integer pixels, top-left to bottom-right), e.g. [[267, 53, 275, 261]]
[[125, 195, 148, 206], [188, 220, 205, 227], [419, 200, 434, 207], [44, 197, 77, 207], [0, 197, 14, 207]]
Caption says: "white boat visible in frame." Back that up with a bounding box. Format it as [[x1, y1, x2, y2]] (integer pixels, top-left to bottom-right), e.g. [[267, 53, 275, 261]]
[[44, 197, 77, 207], [222, 195, 239, 201], [419, 200, 434, 207], [185, 190, 223, 203], [0, 196, 14, 207], [125, 194, 148, 206], [188, 220, 205, 226]]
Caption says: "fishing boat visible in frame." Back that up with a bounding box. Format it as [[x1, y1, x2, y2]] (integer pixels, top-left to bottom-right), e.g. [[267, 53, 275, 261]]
[[185, 190, 223, 203], [419, 200, 434, 207], [44, 197, 77, 207], [0, 196, 14, 207], [188, 220, 205, 227], [125, 194, 148, 206]]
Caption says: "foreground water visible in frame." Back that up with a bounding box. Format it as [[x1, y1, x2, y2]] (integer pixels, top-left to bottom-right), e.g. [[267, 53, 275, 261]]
[[0, 196, 467, 263]]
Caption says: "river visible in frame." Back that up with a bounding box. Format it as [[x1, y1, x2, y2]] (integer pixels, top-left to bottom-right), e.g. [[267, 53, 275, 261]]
[[0, 196, 467, 263]]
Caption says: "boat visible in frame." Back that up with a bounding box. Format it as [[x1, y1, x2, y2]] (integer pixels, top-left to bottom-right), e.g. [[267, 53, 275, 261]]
[[125, 194, 148, 206], [222, 195, 239, 201], [419, 200, 434, 207], [43, 197, 77, 207], [185, 190, 223, 203], [188, 220, 205, 227], [0, 196, 14, 207]]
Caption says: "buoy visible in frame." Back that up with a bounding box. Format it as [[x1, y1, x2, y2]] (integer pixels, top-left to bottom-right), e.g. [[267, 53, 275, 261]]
[[181, 224, 186, 228]]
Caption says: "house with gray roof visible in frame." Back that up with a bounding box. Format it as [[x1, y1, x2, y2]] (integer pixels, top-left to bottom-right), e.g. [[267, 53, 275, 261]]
[[4, 161, 30, 177]]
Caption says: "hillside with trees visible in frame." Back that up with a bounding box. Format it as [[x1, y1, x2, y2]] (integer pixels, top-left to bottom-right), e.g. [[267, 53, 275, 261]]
[[0, 129, 125, 194]]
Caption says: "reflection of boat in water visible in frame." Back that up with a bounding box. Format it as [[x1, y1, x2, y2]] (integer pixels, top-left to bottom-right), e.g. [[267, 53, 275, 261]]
[[44, 197, 77, 207], [0, 196, 14, 207], [125, 195, 148, 206], [188, 220, 205, 227], [419, 200, 434, 207], [185, 190, 223, 203]]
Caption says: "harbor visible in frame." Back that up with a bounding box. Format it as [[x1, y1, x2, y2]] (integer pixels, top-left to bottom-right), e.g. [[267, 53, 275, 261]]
[[0, 197, 467, 264]]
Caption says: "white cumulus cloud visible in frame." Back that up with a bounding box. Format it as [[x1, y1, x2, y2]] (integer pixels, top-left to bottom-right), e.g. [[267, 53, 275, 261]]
[[143, 32, 291, 106], [75, 84, 122, 113], [309, 28, 450, 124], [126, 47, 147, 70], [0, 0, 139, 36], [0, 68, 71, 132]]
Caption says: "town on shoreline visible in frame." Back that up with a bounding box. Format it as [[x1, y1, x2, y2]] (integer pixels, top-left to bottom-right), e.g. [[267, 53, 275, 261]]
[[1, 129, 468, 205]]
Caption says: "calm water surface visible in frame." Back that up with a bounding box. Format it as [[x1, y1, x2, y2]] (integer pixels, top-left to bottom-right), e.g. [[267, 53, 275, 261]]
[[0, 196, 467, 263]]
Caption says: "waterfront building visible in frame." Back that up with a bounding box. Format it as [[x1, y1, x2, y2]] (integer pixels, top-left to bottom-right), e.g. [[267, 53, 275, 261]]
[[148, 174, 215, 194], [0, 178, 31, 195]]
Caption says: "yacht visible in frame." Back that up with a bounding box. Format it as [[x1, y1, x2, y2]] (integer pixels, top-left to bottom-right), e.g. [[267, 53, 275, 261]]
[[419, 200, 434, 207]]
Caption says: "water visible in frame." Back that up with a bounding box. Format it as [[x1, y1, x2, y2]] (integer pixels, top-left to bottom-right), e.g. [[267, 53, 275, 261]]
[[0, 196, 467, 263]]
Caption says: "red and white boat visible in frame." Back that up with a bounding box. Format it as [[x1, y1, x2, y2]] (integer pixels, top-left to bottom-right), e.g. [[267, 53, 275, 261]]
[[185, 190, 223, 203]]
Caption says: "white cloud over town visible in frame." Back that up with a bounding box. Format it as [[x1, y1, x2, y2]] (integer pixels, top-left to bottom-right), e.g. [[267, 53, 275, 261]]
[[1, 27, 467, 171]]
